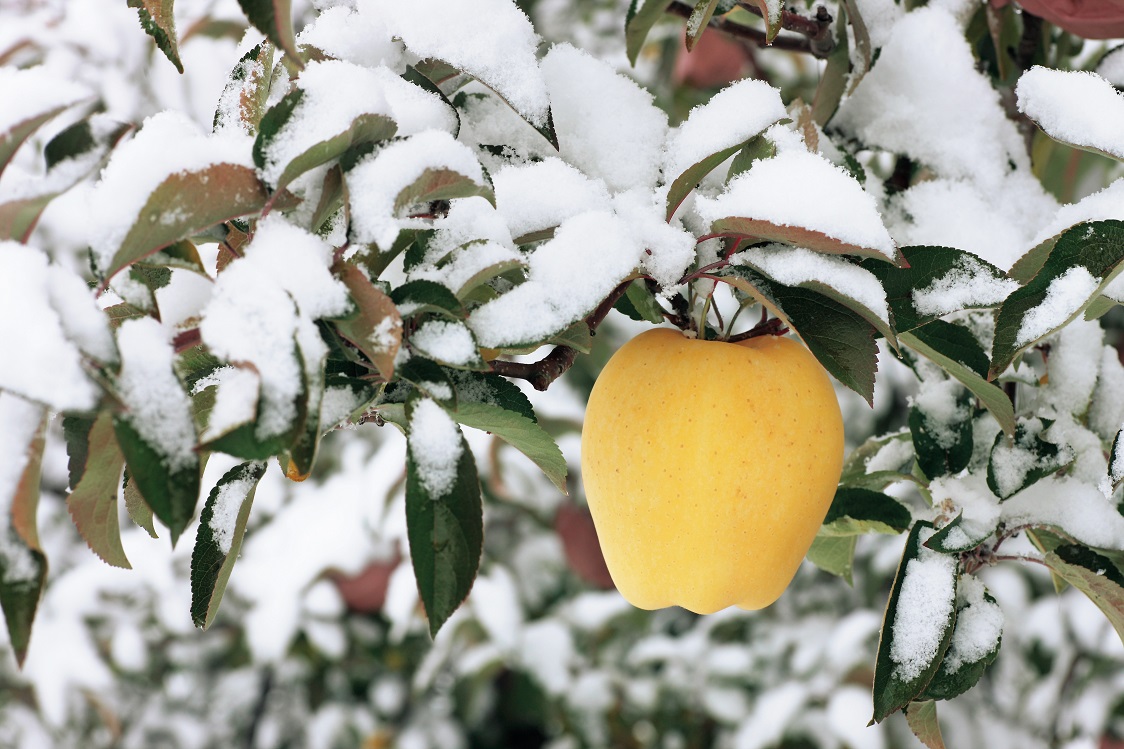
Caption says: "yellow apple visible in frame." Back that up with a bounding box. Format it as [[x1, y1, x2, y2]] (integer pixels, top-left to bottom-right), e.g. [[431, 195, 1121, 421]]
[[580, 328, 844, 613]]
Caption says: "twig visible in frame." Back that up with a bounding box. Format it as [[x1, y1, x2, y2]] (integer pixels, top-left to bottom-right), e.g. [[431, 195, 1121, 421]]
[[736, 2, 836, 58], [488, 281, 633, 391], [243, 667, 273, 749], [665, 1, 827, 58]]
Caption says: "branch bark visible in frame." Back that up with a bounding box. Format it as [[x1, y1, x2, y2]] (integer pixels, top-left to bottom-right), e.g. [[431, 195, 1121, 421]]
[[488, 281, 633, 391], [665, 1, 826, 58]]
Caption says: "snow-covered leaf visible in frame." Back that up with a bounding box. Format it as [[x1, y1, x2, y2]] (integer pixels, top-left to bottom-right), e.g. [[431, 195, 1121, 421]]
[[987, 418, 1071, 499], [991, 220, 1124, 379], [0, 393, 49, 668], [252, 71, 401, 191], [625, 0, 675, 65], [335, 264, 402, 380], [733, 245, 895, 346], [104, 163, 268, 282], [862, 246, 1016, 333], [0, 117, 131, 242], [405, 396, 483, 637], [900, 322, 1016, 436], [872, 522, 958, 723], [237, 0, 302, 66], [127, 0, 182, 73], [920, 576, 1002, 701], [841, 430, 912, 483], [283, 335, 328, 481], [909, 388, 973, 480], [1017, 67, 1124, 162], [397, 358, 458, 411], [0, 67, 89, 179], [391, 279, 465, 320], [410, 319, 486, 371], [697, 150, 899, 264], [213, 41, 275, 136], [720, 265, 878, 404], [452, 402, 566, 494], [1042, 545, 1124, 647], [924, 515, 991, 554], [190, 461, 266, 629], [1111, 429, 1124, 489], [741, 0, 782, 42], [66, 412, 130, 569], [905, 701, 947, 749], [819, 488, 912, 536], [685, 0, 722, 51]]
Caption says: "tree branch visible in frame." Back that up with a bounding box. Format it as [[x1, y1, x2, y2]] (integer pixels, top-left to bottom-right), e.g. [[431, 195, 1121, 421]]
[[665, 1, 828, 58], [488, 281, 633, 391]]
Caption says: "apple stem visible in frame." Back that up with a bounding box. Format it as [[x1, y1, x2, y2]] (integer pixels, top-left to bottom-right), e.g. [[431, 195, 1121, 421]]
[[727, 316, 788, 343]]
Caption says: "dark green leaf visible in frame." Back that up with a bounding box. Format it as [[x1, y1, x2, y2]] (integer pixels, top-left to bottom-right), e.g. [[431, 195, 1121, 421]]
[[405, 397, 483, 637], [403, 65, 461, 138], [919, 579, 1002, 701], [397, 357, 458, 410], [900, 324, 1015, 436], [236, 0, 302, 66], [909, 387, 973, 480], [114, 418, 200, 546], [614, 279, 665, 324], [127, 0, 183, 73], [391, 279, 465, 319], [190, 461, 267, 628], [991, 220, 1124, 379], [666, 142, 744, 221], [720, 266, 878, 404], [452, 401, 567, 493], [726, 134, 776, 182], [861, 246, 1014, 334], [63, 414, 96, 491], [447, 369, 536, 423], [872, 521, 959, 723], [820, 488, 912, 536], [66, 412, 130, 569], [924, 514, 991, 553]]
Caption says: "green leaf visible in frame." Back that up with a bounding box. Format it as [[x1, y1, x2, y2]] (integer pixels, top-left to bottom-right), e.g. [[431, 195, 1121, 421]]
[[66, 412, 130, 569], [987, 417, 1070, 499], [820, 488, 912, 536], [335, 264, 403, 380], [403, 65, 461, 138], [806, 534, 857, 584], [282, 335, 328, 481], [626, 0, 675, 66], [113, 418, 201, 546], [614, 279, 665, 324], [666, 142, 744, 221], [811, 3, 850, 126], [841, 430, 911, 483], [0, 96, 84, 180], [685, 0, 721, 51], [905, 701, 947, 749], [452, 402, 567, 494], [0, 401, 48, 668], [213, 41, 275, 135], [1042, 544, 1124, 646], [124, 472, 158, 538], [990, 220, 1124, 379], [190, 461, 267, 628], [236, 0, 302, 66], [872, 521, 959, 723], [720, 266, 878, 405], [900, 324, 1015, 436], [397, 357, 458, 410], [546, 320, 594, 355], [919, 579, 1002, 701], [391, 279, 465, 319], [405, 398, 483, 637], [727, 134, 776, 182], [909, 388, 973, 480], [253, 87, 397, 190], [104, 163, 268, 282], [1084, 294, 1117, 320], [841, 0, 872, 94], [447, 369, 536, 422], [127, 0, 183, 73], [861, 246, 1015, 334], [742, 0, 783, 41]]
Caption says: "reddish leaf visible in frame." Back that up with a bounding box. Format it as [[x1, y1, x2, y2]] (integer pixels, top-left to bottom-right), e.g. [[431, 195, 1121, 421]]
[[106, 163, 268, 282], [66, 412, 131, 569], [335, 264, 403, 380], [127, 0, 183, 73]]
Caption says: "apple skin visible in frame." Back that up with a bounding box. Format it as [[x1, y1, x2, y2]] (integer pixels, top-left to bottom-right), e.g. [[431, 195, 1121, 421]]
[[580, 329, 844, 614]]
